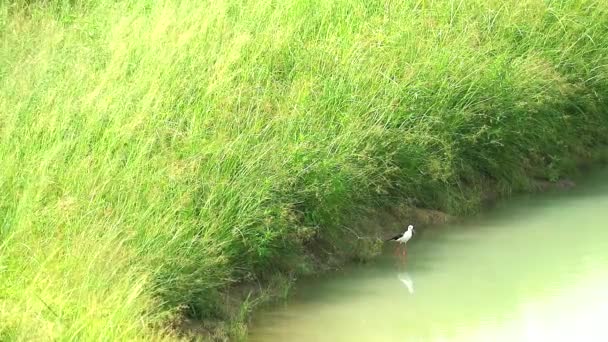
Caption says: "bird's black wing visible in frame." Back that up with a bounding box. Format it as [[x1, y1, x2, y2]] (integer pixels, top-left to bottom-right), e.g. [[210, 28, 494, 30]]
[[387, 234, 402, 241]]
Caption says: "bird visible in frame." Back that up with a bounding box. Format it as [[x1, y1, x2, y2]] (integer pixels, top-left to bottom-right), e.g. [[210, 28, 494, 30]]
[[388, 224, 415, 257]]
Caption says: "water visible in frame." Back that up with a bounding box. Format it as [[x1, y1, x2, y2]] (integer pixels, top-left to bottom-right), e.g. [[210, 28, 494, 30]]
[[249, 168, 608, 342]]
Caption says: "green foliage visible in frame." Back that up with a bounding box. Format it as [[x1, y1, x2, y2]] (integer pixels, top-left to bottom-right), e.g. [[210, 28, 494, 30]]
[[1, 0, 608, 339]]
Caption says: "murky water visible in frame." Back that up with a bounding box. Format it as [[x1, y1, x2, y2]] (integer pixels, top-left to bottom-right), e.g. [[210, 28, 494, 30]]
[[249, 168, 608, 342]]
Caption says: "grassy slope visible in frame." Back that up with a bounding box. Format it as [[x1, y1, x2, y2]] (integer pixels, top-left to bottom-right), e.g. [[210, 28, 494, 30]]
[[1, 0, 608, 340]]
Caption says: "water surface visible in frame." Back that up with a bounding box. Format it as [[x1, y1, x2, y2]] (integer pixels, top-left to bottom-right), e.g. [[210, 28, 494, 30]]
[[249, 168, 608, 342]]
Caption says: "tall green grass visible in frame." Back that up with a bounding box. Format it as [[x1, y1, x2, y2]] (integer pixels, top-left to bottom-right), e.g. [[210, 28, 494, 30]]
[[1, 0, 608, 339]]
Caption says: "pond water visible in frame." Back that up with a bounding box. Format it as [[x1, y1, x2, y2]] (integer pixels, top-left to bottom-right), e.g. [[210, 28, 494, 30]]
[[249, 168, 608, 342]]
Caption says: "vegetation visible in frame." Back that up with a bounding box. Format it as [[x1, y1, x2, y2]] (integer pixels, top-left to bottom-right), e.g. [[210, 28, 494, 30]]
[[1, 0, 608, 340]]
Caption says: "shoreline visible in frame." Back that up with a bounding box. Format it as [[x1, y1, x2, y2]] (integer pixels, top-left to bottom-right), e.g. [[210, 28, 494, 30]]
[[179, 165, 602, 341]]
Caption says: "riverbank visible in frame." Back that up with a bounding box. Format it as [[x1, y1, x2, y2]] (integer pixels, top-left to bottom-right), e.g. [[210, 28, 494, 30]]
[[1, 1, 608, 341], [182, 168, 607, 340]]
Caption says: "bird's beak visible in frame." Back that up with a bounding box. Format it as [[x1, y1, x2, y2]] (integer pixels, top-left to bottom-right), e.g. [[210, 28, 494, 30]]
[[413, 228, 416, 235]]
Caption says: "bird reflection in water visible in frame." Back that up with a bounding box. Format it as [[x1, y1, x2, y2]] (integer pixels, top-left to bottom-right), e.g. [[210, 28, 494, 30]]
[[397, 272, 414, 294]]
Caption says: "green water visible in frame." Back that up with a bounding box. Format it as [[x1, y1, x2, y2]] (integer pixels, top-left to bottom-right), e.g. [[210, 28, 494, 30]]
[[249, 169, 608, 342]]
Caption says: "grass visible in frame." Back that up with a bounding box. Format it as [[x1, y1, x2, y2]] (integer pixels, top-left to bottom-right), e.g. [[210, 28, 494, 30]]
[[1, 0, 608, 340]]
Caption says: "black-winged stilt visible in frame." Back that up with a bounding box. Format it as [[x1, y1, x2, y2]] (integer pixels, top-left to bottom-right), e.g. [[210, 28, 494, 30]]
[[388, 224, 415, 257]]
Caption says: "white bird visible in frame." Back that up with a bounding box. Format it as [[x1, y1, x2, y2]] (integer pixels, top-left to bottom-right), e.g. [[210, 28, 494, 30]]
[[388, 224, 415, 257]]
